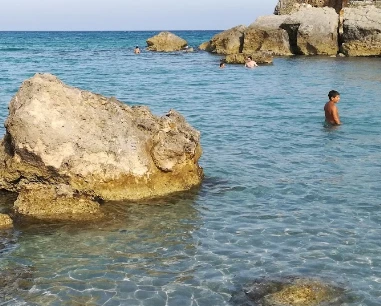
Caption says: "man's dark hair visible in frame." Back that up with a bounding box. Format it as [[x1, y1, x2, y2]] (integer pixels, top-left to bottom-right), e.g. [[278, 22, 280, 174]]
[[248, 56, 252, 60], [328, 90, 340, 100]]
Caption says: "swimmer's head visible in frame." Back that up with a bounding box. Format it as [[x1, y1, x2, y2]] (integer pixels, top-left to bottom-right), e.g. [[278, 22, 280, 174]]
[[328, 90, 340, 100]]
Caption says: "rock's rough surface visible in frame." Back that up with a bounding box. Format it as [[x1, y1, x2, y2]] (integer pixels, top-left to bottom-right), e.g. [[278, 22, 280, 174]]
[[341, 6, 381, 56], [146, 32, 188, 52], [0, 214, 13, 228], [244, 15, 292, 55], [224, 52, 273, 65], [281, 7, 339, 55], [13, 185, 101, 221], [203, 25, 246, 55], [0, 73, 203, 219], [198, 41, 212, 51]]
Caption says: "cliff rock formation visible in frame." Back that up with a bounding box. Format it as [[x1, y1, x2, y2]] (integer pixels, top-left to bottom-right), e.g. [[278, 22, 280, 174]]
[[200, 7, 338, 56], [341, 6, 381, 56], [281, 7, 339, 55]]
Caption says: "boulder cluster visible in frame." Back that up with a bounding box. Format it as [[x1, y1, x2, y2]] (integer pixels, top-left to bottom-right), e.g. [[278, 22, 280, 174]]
[[199, 5, 381, 58]]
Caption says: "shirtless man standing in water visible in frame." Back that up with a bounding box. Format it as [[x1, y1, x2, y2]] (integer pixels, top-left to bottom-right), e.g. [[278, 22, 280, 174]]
[[245, 56, 258, 68], [324, 90, 341, 125]]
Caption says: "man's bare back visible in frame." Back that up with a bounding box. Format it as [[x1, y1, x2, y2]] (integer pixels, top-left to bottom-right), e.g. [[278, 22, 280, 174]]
[[324, 91, 341, 125]]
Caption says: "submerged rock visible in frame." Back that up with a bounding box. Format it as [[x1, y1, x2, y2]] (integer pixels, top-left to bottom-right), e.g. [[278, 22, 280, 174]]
[[146, 31, 188, 52], [0, 265, 34, 302], [0, 73, 203, 220], [231, 276, 346, 306]]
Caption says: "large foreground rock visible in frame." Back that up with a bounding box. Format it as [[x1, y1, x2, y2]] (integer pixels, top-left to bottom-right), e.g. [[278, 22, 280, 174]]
[[146, 32, 188, 52], [0, 74, 203, 220], [341, 6, 381, 56]]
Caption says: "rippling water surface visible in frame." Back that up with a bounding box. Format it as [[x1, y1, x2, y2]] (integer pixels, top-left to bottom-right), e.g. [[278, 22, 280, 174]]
[[0, 31, 381, 305]]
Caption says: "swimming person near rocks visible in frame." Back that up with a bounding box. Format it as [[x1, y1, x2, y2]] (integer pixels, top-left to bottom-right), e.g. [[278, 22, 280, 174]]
[[324, 90, 341, 126], [245, 56, 258, 68], [134, 46, 140, 54]]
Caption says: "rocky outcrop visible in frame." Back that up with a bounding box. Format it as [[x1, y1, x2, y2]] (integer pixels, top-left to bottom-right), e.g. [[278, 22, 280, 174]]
[[199, 25, 246, 55], [281, 7, 339, 55], [224, 52, 273, 65], [244, 15, 292, 56], [0, 73, 203, 220], [201, 7, 338, 57], [201, 2, 380, 58], [146, 32, 188, 52], [341, 6, 381, 56]]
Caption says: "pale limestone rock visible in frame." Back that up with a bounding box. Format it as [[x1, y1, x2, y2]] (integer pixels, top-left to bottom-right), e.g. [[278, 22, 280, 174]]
[[341, 6, 381, 56], [146, 32, 188, 52], [281, 7, 339, 55], [0, 73, 203, 220]]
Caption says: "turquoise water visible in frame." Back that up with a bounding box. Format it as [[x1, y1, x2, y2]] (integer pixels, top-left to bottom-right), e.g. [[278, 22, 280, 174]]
[[0, 31, 381, 305]]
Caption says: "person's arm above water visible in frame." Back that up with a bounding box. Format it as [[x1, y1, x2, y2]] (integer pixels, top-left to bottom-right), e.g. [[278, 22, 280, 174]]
[[332, 105, 341, 125]]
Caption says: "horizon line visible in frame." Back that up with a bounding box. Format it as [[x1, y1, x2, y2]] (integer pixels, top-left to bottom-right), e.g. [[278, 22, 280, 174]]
[[0, 29, 225, 32]]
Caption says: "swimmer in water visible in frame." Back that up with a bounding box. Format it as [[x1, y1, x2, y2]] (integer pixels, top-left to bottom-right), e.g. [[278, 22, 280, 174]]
[[324, 90, 341, 126]]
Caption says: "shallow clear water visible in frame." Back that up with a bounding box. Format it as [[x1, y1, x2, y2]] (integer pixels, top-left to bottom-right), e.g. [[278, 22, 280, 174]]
[[0, 31, 381, 305]]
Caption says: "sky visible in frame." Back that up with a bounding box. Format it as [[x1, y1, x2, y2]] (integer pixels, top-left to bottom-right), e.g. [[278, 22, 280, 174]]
[[0, 0, 277, 31]]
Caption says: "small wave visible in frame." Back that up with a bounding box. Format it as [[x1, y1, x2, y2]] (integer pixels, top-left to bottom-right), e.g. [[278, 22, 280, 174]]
[[0, 47, 26, 52]]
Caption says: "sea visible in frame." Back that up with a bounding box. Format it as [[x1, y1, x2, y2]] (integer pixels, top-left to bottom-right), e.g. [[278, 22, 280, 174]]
[[0, 31, 381, 305]]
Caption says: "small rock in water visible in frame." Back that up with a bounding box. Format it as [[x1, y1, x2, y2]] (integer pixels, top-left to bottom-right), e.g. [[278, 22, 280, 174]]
[[230, 276, 347, 306]]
